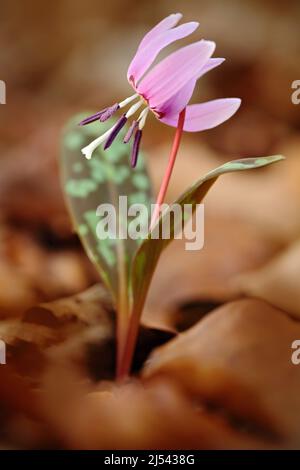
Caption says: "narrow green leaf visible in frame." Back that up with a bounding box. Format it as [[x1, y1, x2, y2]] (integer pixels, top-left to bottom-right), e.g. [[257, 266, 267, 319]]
[[60, 112, 153, 304], [130, 155, 285, 317]]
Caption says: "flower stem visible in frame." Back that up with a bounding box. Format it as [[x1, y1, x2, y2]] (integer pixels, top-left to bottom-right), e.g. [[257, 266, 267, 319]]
[[150, 108, 186, 229], [118, 307, 140, 380], [113, 191, 129, 380], [118, 109, 186, 380], [116, 296, 129, 380]]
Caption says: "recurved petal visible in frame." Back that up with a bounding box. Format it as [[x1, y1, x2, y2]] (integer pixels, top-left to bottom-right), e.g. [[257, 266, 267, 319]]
[[127, 22, 199, 86], [137, 13, 183, 50], [158, 58, 225, 117], [160, 98, 241, 132], [158, 79, 197, 118], [200, 57, 225, 75], [137, 41, 216, 109]]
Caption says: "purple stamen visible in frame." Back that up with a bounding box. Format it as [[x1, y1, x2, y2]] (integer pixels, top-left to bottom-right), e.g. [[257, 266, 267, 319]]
[[99, 103, 120, 122], [131, 129, 142, 168], [79, 103, 119, 126], [104, 114, 127, 150], [123, 120, 138, 144], [79, 110, 107, 126]]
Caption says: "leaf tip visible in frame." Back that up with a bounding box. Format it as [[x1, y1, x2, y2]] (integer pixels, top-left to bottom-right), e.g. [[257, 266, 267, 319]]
[[252, 154, 286, 168]]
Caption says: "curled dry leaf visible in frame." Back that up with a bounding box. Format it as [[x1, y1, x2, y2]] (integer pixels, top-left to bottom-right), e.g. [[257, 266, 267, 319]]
[[0, 285, 114, 384], [0, 117, 71, 237], [143, 216, 281, 331], [0, 365, 53, 449], [9, 283, 112, 340], [235, 239, 300, 319], [28, 284, 113, 328], [3, 284, 174, 386], [0, 262, 38, 316], [0, 225, 95, 316], [0, 319, 55, 347], [0, 366, 41, 421], [40, 362, 269, 450], [143, 298, 300, 449]]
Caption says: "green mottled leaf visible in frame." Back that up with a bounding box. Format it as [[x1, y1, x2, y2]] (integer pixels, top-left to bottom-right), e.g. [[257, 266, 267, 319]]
[[60, 112, 153, 305], [132, 173, 150, 190], [130, 155, 285, 319]]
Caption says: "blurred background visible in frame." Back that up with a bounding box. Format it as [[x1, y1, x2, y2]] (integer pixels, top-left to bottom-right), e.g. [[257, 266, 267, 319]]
[[1, 0, 300, 450], [0, 0, 299, 314]]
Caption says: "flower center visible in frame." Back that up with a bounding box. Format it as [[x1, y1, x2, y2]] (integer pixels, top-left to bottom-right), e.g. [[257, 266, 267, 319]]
[[80, 93, 150, 165]]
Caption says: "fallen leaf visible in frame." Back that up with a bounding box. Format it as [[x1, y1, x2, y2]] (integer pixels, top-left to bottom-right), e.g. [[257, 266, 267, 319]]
[[149, 138, 300, 243], [143, 216, 281, 330], [143, 298, 300, 448], [235, 239, 300, 319], [40, 362, 270, 449]]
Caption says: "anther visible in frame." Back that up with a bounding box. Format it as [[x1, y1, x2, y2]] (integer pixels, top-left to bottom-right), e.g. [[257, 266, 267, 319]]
[[104, 114, 127, 150], [99, 103, 120, 122], [131, 129, 142, 168], [123, 120, 138, 144]]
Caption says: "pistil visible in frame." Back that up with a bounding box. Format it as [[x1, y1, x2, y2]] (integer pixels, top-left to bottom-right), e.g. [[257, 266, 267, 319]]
[[81, 126, 116, 159]]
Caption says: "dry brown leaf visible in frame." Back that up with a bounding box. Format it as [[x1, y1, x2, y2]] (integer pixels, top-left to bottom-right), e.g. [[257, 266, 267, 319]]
[[0, 286, 114, 384], [40, 362, 269, 450], [149, 138, 300, 243], [0, 319, 54, 346], [0, 364, 58, 449], [0, 263, 38, 316], [28, 284, 113, 327], [0, 366, 41, 420], [0, 120, 69, 236], [143, 215, 280, 330], [235, 239, 300, 319], [143, 298, 300, 448], [1, 284, 113, 351], [1, 284, 174, 386], [0, 225, 96, 316]]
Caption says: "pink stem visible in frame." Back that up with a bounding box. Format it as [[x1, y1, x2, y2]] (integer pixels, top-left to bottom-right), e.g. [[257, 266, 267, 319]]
[[150, 108, 186, 229], [118, 109, 186, 380], [117, 308, 139, 380]]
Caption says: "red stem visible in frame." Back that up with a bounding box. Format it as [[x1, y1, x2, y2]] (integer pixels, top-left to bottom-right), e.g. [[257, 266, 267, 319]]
[[118, 108, 186, 380], [117, 307, 140, 380], [150, 108, 186, 229], [116, 306, 129, 380]]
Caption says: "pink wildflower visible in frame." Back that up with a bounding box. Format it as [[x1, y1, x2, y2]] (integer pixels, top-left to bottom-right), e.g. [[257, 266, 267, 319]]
[[80, 13, 241, 167]]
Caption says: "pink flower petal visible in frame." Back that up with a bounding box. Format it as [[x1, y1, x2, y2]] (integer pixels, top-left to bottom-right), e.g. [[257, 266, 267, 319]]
[[160, 98, 241, 132], [127, 22, 199, 86], [158, 79, 197, 117], [200, 57, 225, 76], [138, 13, 182, 50], [137, 40, 216, 109], [158, 58, 225, 117]]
